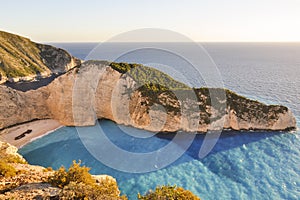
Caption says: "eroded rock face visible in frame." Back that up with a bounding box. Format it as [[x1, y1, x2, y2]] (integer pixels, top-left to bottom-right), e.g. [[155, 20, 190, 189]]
[[36, 43, 81, 73], [0, 61, 297, 133], [0, 85, 50, 129]]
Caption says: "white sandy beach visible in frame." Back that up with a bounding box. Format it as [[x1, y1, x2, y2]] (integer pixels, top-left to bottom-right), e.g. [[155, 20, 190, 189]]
[[0, 119, 62, 148]]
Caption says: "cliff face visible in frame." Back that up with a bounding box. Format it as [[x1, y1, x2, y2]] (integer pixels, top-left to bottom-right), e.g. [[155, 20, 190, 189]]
[[0, 31, 81, 83], [0, 86, 51, 129], [0, 61, 296, 132]]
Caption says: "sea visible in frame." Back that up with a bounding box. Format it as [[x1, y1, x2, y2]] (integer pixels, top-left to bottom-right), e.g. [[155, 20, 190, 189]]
[[19, 43, 300, 199]]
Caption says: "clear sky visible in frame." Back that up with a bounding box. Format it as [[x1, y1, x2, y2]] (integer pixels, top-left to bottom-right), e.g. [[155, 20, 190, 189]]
[[1, 0, 300, 42]]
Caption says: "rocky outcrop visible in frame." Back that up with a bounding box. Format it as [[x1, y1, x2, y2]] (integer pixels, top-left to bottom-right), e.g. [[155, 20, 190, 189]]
[[0, 141, 26, 163], [0, 31, 81, 84], [36, 43, 81, 73], [0, 61, 296, 132], [1, 182, 60, 200], [0, 162, 58, 199]]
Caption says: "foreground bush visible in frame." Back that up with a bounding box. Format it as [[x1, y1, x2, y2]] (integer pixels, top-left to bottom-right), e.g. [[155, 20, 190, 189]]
[[138, 185, 200, 200], [0, 142, 27, 164], [48, 160, 127, 200], [0, 142, 26, 178], [0, 161, 17, 177]]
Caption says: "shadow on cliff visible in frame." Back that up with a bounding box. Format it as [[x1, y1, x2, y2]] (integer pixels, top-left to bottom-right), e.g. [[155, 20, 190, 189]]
[[5, 74, 58, 92]]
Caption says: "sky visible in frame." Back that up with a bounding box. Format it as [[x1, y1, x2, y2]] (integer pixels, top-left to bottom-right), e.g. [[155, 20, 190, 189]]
[[1, 0, 300, 42]]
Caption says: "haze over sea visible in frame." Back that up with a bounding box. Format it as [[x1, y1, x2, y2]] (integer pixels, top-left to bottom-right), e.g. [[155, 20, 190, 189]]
[[19, 43, 300, 199]]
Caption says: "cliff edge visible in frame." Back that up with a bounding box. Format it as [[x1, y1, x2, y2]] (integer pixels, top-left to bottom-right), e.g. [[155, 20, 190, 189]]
[[0, 61, 296, 133]]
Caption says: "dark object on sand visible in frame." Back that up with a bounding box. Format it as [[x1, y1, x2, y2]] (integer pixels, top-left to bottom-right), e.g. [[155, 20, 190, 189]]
[[23, 129, 32, 134], [14, 129, 32, 140]]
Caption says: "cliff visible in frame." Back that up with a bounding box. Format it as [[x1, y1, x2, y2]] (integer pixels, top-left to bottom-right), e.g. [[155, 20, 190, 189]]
[[0, 31, 81, 83], [0, 61, 296, 132]]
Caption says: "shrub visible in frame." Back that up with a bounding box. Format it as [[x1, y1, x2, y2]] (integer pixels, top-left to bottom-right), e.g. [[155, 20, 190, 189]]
[[60, 179, 127, 200], [49, 160, 95, 188], [0, 161, 17, 177], [48, 160, 127, 200], [138, 185, 200, 200], [0, 142, 27, 164], [48, 166, 69, 188], [43, 167, 53, 172], [109, 62, 189, 92], [1, 154, 27, 164]]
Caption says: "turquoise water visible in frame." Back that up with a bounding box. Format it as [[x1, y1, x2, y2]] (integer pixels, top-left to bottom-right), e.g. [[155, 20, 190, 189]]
[[20, 43, 300, 199], [19, 120, 300, 199]]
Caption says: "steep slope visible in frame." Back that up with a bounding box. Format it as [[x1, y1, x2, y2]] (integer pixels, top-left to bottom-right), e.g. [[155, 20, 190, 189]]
[[0, 61, 296, 132], [0, 31, 81, 83]]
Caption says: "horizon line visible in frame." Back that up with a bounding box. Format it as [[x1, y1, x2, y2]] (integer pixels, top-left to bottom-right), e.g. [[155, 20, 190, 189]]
[[44, 41, 300, 44]]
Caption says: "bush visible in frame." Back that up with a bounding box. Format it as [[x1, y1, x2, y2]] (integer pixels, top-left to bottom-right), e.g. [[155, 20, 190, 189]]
[[49, 166, 69, 188], [49, 160, 95, 188], [138, 185, 200, 200], [60, 179, 127, 200], [1, 154, 27, 164], [48, 160, 127, 200], [43, 167, 53, 172], [109, 62, 189, 92], [0, 161, 17, 177], [0, 142, 26, 178], [0, 143, 27, 164]]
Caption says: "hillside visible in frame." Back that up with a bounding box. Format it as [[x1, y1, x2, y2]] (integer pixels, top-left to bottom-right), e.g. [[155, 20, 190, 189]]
[[0, 31, 81, 83]]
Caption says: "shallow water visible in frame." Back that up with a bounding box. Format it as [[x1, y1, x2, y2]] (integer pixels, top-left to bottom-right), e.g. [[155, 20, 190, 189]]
[[19, 120, 300, 199]]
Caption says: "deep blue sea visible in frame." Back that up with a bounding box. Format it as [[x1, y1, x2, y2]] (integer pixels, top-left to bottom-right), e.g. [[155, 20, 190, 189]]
[[19, 43, 300, 199]]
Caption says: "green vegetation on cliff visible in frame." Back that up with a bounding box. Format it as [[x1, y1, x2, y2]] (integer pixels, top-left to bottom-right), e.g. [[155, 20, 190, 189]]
[[0, 30, 80, 82], [0, 142, 26, 178], [138, 185, 200, 200], [110, 62, 192, 115], [49, 160, 127, 200], [0, 31, 49, 78], [110, 62, 189, 91], [109, 61, 291, 127]]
